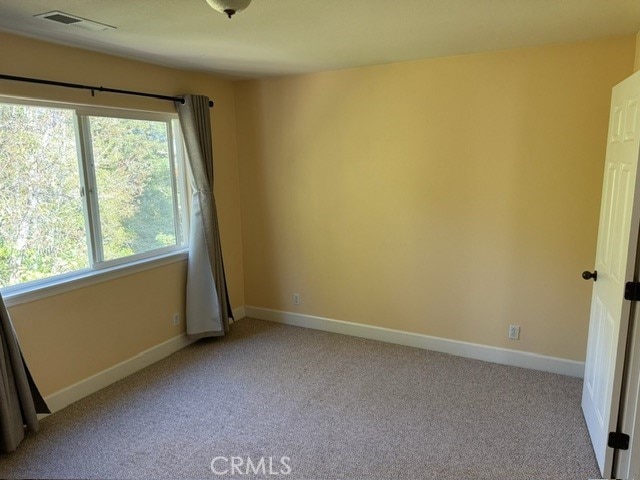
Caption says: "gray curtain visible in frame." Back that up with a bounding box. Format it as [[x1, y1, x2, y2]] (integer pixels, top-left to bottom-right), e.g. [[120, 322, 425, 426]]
[[176, 95, 233, 339], [0, 293, 49, 453]]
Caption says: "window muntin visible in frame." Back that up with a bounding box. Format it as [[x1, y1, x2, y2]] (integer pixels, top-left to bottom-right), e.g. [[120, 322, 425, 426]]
[[0, 99, 187, 290]]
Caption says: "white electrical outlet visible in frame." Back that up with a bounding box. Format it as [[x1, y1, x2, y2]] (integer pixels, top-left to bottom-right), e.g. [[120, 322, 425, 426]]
[[293, 293, 301, 305], [508, 324, 520, 340], [172, 313, 180, 326]]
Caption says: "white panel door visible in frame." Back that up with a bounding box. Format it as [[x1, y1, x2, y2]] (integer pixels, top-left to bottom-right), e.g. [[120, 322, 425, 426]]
[[583, 71, 640, 476]]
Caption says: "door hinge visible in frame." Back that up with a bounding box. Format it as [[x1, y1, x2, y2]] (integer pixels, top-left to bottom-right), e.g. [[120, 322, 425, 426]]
[[624, 282, 640, 301], [608, 431, 630, 450]]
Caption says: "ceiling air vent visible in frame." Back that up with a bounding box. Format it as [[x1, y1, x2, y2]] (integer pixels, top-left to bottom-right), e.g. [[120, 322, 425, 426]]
[[34, 11, 116, 32]]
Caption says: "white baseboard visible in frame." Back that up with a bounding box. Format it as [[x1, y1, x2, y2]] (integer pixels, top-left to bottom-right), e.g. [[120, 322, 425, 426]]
[[40, 305, 583, 417], [232, 306, 246, 321], [44, 309, 245, 415], [43, 334, 195, 414], [245, 306, 585, 378]]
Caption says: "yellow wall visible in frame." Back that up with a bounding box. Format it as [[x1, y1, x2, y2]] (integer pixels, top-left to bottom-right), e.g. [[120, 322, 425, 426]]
[[0, 32, 245, 396], [235, 36, 635, 361], [8, 262, 187, 396], [1, 31, 635, 399]]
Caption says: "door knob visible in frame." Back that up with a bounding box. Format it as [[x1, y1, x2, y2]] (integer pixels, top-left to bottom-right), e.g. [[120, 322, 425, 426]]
[[582, 270, 598, 281]]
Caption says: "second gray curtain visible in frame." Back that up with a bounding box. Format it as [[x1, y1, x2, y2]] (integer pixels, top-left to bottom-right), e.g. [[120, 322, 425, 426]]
[[176, 95, 232, 339], [0, 293, 49, 452]]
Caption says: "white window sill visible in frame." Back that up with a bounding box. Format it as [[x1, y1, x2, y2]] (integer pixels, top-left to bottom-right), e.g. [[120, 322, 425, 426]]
[[2, 249, 188, 308]]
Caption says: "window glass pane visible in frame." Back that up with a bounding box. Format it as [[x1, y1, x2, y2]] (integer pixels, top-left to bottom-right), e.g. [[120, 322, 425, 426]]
[[88, 116, 177, 261], [0, 103, 89, 287]]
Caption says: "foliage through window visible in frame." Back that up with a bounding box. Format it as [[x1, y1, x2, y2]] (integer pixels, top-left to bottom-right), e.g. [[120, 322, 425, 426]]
[[0, 100, 188, 289]]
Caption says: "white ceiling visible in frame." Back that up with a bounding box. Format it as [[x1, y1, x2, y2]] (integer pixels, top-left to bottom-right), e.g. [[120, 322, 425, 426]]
[[1, 0, 640, 79]]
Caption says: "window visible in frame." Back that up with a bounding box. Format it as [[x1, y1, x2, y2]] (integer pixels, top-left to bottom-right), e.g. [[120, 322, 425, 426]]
[[0, 99, 188, 291]]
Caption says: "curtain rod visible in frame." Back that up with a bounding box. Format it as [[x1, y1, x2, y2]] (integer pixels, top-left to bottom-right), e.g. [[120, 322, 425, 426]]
[[0, 73, 214, 107]]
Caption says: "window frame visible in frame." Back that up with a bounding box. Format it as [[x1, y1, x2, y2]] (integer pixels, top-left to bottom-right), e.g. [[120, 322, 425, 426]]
[[0, 96, 190, 304]]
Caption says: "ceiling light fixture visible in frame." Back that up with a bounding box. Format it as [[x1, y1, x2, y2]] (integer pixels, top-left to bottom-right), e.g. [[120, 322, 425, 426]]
[[205, 0, 252, 19]]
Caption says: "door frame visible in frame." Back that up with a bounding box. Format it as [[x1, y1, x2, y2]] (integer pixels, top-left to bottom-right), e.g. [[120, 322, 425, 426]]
[[614, 232, 640, 478]]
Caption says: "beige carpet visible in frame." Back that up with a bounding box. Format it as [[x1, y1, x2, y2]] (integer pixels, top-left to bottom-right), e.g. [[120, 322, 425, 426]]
[[0, 318, 600, 479]]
